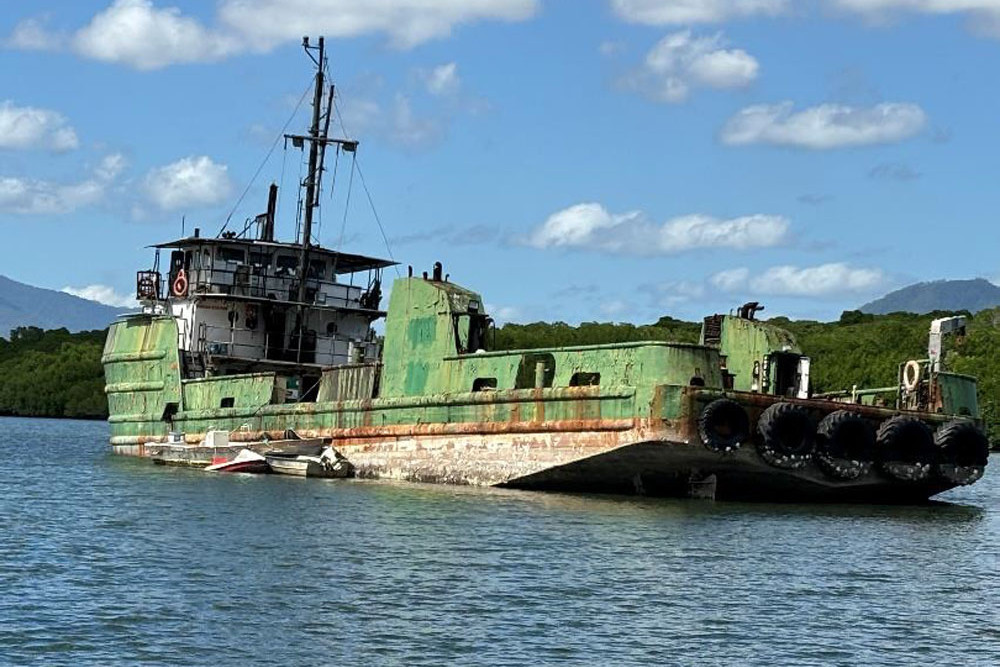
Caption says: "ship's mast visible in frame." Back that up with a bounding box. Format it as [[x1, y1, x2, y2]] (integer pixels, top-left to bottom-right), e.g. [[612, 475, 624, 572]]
[[297, 36, 325, 304], [286, 36, 359, 306]]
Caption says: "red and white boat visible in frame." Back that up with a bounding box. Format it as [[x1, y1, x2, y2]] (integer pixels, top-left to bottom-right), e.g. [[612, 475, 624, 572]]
[[205, 449, 270, 474]]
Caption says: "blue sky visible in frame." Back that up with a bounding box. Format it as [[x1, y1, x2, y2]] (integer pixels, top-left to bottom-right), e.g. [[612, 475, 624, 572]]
[[1, 0, 998, 324]]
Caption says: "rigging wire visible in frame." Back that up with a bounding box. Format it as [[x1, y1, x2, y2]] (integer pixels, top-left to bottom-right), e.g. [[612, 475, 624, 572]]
[[354, 159, 400, 278], [217, 80, 312, 238], [331, 95, 400, 277], [329, 153, 355, 277], [337, 154, 357, 251], [328, 145, 341, 206]]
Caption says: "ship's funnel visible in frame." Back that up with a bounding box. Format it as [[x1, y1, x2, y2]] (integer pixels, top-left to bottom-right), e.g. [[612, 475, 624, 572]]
[[262, 183, 278, 241]]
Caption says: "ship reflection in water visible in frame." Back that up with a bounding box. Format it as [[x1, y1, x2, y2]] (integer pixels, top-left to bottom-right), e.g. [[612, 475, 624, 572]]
[[2, 417, 996, 665]]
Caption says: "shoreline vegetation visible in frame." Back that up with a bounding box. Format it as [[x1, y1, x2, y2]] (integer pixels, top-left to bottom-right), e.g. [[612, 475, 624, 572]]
[[2, 309, 996, 441]]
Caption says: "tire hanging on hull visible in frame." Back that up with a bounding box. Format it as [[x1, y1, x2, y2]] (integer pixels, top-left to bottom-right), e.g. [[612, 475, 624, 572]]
[[876, 415, 936, 482], [756, 402, 815, 470], [815, 410, 875, 480], [934, 420, 989, 486], [698, 398, 750, 454]]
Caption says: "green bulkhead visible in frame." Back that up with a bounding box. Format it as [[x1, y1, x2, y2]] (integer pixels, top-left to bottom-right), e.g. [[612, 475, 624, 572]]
[[103, 314, 183, 440], [701, 312, 807, 397], [380, 276, 725, 421], [103, 276, 730, 442], [379, 276, 488, 398], [935, 372, 979, 418]]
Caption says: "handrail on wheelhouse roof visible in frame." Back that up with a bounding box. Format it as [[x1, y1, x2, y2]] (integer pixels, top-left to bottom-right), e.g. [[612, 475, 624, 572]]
[[147, 236, 396, 274]]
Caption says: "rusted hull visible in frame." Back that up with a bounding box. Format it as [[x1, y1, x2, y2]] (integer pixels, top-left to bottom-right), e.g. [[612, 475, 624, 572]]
[[113, 417, 966, 502]]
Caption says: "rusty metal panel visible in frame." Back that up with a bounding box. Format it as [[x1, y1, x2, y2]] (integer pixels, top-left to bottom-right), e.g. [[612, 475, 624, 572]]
[[318, 363, 379, 402]]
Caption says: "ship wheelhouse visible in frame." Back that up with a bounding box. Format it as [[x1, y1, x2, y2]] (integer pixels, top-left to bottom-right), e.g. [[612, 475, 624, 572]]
[[127, 35, 398, 403], [136, 228, 394, 388]]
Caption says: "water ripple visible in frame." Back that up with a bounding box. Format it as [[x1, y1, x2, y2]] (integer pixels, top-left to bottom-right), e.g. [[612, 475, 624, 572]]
[[1, 417, 998, 665]]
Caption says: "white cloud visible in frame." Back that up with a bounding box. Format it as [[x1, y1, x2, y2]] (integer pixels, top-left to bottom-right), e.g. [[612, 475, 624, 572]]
[[0, 101, 79, 152], [341, 94, 443, 150], [486, 304, 522, 325], [4, 17, 58, 50], [831, 1, 1000, 36], [386, 95, 443, 150], [832, 0, 1000, 17], [611, 0, 788, 25], [144, 155, 232, 210], [711, 263, 884, 296], [710, 267, 752, 291], [0, 152, 124, 215], [422, 62, 461, 96], [0, 178, 103, 215], [218, 0, 538, 50], [95, 153, 128, 181], [337, 95, 382, 137], [527, 202, 789, 256], [720, 101, 927, 149], [643, 280, 707, 307], [72, 0, 241, 70], [7, 0, 539, 68], [622, 31, 759, 103], [62, 284, 137, 308]]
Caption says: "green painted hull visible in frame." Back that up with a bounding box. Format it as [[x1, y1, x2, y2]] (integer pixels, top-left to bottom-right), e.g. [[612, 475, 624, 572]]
[[103, 278, 987, 501]]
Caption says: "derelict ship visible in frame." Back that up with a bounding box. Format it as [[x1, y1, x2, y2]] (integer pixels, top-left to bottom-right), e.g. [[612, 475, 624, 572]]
[[103, 38, 989, 501]]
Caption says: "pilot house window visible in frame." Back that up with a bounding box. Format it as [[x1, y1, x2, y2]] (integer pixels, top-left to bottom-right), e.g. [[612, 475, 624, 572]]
[[308, 260, 327, 280], [218, 248, 245, 263], [277, 255, 299, 274]]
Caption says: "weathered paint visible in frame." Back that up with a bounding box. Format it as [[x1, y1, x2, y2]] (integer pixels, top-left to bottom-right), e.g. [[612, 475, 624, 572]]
[[701, 314, 801, 393], [103, 275, 986, 500], [102, 315, 182, 439], [935, 372, 979, 418]]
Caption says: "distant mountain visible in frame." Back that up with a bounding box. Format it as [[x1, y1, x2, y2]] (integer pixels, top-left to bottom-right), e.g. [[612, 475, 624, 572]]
[[0, 275, 129, 337], [859, 278, 1000, 315]]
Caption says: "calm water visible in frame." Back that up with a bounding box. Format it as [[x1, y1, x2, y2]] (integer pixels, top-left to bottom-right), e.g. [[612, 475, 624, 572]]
[[2, 417, 999, 666]]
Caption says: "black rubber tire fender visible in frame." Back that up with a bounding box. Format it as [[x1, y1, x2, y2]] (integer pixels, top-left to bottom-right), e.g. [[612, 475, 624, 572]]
[[875, 415, 935, 482], [934, 420, 989, 486], [698, 398, 750, 454], [815, 410, 875, 480], [756, 402, 816, 470]]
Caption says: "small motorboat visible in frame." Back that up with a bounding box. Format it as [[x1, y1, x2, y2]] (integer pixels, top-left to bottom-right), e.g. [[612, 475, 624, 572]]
[[205, 448, 271, 474], [265, 446, 353, 478]]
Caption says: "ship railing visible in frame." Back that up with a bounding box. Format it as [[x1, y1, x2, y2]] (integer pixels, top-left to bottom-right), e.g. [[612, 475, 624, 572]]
[[183, 265, 369, 309], [140, 265, 378, 310], [197, 322, 376, 368]]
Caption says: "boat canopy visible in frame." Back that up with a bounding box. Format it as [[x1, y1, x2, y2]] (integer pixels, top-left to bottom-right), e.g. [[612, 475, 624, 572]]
[[149, 236, 396, 275]]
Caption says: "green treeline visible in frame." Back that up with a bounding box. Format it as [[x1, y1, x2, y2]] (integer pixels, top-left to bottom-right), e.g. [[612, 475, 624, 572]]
[[0, 327, 108, 419], [0, 309, 996, 437]]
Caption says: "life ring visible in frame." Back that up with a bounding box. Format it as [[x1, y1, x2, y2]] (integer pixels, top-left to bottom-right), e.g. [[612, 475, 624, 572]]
[[934, 420, 989, 486], [875, 415, 935, 481], [697, 398, 750, 453], [902, 360, 921, 392], [814, 410, 874, 480], [172, 269, 188, 297], [756, 402, 815, 470]]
